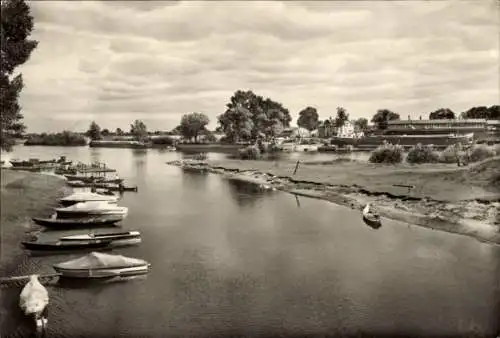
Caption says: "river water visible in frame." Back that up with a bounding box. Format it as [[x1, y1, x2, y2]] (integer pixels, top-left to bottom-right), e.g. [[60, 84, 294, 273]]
[[1, 146, 499, 337]]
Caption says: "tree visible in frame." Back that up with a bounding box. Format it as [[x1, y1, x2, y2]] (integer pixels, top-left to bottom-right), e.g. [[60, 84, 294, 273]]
[[461, 105, 500, 119], [296, 106, 319, 132], [334, 107, 349, 128], [371, 109, 400, 130], [101, 128, 110, 136], [354, 118, 368, 131], [179, 112, 210, 142], [130, 120, 148, 141], [85, 121, 102, 140], [115, 127, 124, 136], [429, 108, 455, 120], [1, 0, 38, 151], [217, 90, 292, 142]]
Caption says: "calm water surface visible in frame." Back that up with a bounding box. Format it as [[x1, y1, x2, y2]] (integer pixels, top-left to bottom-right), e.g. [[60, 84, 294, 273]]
[[1, 146, 499, 337]]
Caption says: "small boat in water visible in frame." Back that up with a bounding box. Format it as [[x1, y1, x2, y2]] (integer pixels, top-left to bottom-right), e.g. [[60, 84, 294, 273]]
[[55, 201, 128, 219], [19, 275, 49, 334], [53, 252, 151, 279], [59, 192, 118, 207], [60, 230, 141, 242], [32, 215, 124, 228], [362, 203, 382, 229]]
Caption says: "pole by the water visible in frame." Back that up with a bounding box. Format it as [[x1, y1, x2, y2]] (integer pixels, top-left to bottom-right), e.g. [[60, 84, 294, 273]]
[[292, 160, 300, 175]]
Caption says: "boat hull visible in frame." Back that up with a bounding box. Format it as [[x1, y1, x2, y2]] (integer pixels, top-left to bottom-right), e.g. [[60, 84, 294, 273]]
[[61, 232, 140, 242], [55, 210, 128, 219], [21, 240, 112, 251], [54, 264, 150, 279], [32, 216, 124, 228], [362, 215, 382, 229]]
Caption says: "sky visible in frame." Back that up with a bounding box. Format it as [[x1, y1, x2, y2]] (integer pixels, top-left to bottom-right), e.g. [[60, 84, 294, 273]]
[[18, 0, 499, 133]]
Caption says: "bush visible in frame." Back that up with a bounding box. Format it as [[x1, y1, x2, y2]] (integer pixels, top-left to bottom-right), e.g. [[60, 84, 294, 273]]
[[493, 144, 500, 156], [24, 131, 87, 146], [369, 142, 404, 164], [238, 145, 261, 160], [469, 144, 496, 162], [439, 144, 463, 163], [406, 143, 439, 164], [151, 136, 175, 145]]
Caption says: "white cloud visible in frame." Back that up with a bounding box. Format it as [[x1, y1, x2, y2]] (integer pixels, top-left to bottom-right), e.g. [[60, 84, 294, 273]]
[[17, 0, 500, 132]]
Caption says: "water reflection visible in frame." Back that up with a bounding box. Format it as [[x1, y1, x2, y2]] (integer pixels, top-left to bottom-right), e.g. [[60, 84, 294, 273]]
[[226, 179, 271, 207]]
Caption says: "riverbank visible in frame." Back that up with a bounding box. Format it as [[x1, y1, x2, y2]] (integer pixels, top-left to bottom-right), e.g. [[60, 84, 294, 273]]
[[0, 170, 66, 276], [167, 156, 500, 245]]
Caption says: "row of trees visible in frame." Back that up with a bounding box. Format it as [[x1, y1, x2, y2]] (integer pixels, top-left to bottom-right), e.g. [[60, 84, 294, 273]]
[[428, 106, 499, 120], [86, 120, 148, 141]]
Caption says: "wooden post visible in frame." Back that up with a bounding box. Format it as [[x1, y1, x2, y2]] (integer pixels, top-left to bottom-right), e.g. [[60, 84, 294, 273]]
[[292, 160, 300, 175]]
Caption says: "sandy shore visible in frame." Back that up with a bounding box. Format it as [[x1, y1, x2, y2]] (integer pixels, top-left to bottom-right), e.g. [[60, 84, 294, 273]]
[[0, 170, 67, 276], [167, 156, 500, 245]]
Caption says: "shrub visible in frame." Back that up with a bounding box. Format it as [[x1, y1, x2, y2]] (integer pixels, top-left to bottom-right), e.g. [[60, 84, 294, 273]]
[[368, 142, 404, 164], [24, 131, 87, 146], [439, 144, 462, 163], [493, 144, 500, 156], [151, 136, 175, 146], [238, 145, 261, 160], [406, 143, 439, 164], [469, 144, 496, 163]]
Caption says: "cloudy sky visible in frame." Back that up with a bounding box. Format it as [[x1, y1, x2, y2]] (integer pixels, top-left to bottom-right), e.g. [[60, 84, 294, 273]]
[[19, 0, 499, 133]]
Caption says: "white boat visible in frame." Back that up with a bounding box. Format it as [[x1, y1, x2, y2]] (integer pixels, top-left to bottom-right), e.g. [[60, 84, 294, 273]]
[[59, 192, 118, 207], [362, 203, 382, 229], [53, 252, 151, 279], [19, 275, 49, 333], [55, 201, 128, 219]]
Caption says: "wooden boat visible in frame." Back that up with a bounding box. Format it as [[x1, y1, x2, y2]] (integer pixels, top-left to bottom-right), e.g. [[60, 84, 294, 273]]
[[19, 275, 49, 334], [362, 203, 382, 229], [66, 181, 137, 191], [53, 252, 151, 279], [55, 201, 128, 219], [21, 240, 113, 251], [64, 174, 106, 183], [59, 192, 118, 207], [32, 215, 124, 228], [60, 230, 140, 242]]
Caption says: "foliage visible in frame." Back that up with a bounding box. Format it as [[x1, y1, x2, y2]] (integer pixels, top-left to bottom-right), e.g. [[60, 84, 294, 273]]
[[0, 0, 38, 151], [115, 127, 124, 136], [469, 144, 496, 163], [85, 121, 102, 140], [24, 131, 87, 146], [101, 128, 110, 136], [406, 143, 439, 164], [371, 109, 400, 130], [439, 144, 465, 163], [460, 105, 499, 120], [429, 108, 455, 120], [353, 118, 368, 131], [151, 136, 175, 146], [201, 130, 217, 143], [297, 106, 319, 132], [334, 107, 349, 128], [368, 142, 404, 164], [494, 144, 500, 156], [218, 90, 292, 142], [179, 112, 210, 142], [130, 120, 148, 141], [238, 145, 261, 160]]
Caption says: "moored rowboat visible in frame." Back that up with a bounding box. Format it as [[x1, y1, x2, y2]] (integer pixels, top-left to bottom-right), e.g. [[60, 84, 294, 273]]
[[53, 252, 151, 279], [362, 203, 382, 229], [21, 240, 113, 251], [32, 215, 124, 228]]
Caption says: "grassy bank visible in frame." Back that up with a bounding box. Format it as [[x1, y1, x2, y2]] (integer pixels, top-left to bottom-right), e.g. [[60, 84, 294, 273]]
[[167, 156, 500, 245], [0, 170, 67, 276]]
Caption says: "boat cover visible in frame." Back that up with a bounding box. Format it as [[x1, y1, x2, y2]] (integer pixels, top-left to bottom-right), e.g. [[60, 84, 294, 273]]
[[57, 201, 124, 211], [60, 192, 117, 202], [54, 252, 147, 270], [19, 275, 49, 315]]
